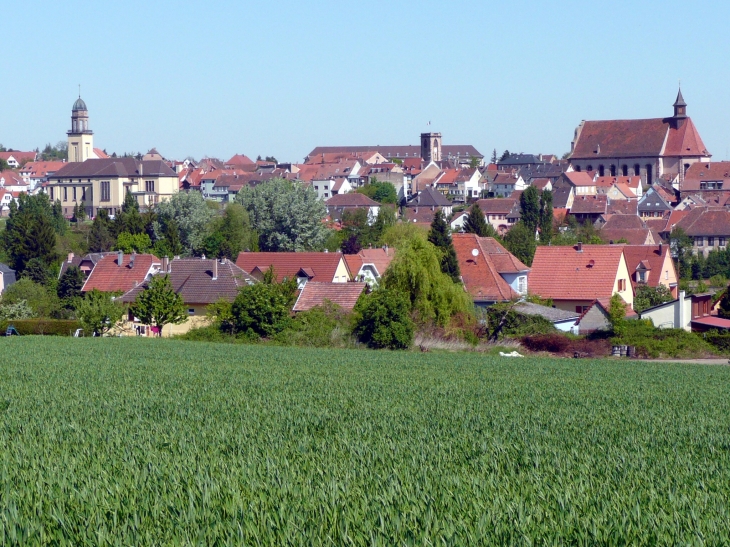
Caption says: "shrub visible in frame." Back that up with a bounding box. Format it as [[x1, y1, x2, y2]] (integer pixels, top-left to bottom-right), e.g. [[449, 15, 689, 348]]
[[702, 331, 730, 353], [274, 301, 354, 348], [612, 320, 716, 358], [231, 283, 291, 338], [1, 279, 61, 318], [521, 333, 571, 353], [353, 288, 413, 350], [0, 319, 81, 336]]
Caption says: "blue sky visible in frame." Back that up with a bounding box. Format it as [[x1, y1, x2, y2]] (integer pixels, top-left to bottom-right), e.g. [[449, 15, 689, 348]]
[[4, 0, 730, 162]]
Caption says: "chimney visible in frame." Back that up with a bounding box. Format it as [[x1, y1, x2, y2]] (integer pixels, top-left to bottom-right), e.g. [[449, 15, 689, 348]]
[[212, 258, 218, 281], [67, 252, 74, 263], [130, 252, 136, 269], [221, 256, 227, 265], [576, 242, 583, 252], [659, 242, 663, 254], [117, 250, 123, 267], [162, 256, 169, 273]]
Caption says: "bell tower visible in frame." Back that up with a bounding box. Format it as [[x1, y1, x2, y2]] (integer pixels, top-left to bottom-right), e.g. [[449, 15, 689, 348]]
[[672, 87, 687, 128], [420, 132, 442, 163], [67, 94, 94, 163]]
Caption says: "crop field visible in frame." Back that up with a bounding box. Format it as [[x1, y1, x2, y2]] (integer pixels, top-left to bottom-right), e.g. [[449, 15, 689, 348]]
[[1, 339, 730, 544]]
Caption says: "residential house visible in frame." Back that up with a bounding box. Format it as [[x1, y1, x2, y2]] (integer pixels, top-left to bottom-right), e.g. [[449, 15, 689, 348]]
[[235, 251, 351, 287], [569, 195, 607, 223], [598, 215, 655, 245], [224, 154, 256, 168], [81, 252, 161, 293], [640, 291, 721, 332], [569, 89, 710, 185], [0, 151, 36, 168], [595, 175, 642, 199], [452, 233, 530, 305], [450, 211, 468, 232], [557, 171, 597, 196], [672, 207, 730, 257], [356, 163, 407, 198], [343, 247, 394, 286], [0, 189, 19, 216], [404, 187, 453, 225], [512, 302, 580, 333], [47, 158, 179, 217], [0, 263, 16, 295], [552, 185, 575, 210], [59, 252, 115, 279], [638, 184, 676, 218], [574, 298, 637, 334], [0, 170, 29, 192], [325, 193, 380, 224], [434, 168, 482, 200], [489, 172, 526, 197], [622, 243, 678, 297], [530, 244, 634, 312], [19, 161, 67, 191], [475, 198, 518, 234], [292, 282, 367, 312]]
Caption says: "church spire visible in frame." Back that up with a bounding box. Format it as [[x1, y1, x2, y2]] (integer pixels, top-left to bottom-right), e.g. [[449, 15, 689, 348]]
[[673, 86, 687, 119]]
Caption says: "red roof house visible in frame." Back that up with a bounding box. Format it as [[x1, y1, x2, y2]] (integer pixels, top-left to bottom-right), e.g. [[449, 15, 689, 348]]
[[292, 282, 367, 312], [235, 252, 351, 286], [81, 252, 160, 293]]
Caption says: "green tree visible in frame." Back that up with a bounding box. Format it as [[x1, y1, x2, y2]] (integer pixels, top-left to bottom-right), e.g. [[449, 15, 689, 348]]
[[490, 149, 498, 164], [21, 257, 53, 286], [153, 217, 184, 258], [52, 199, 67, 235], [503, 221, 537, 266], [206, 202, 258, 258], [370, 205, 396, 245], [57, 265, 85, 305], [428, 209, 461, 283], [129, 274, 187, 336], [88, 209, 115, 252], [463, 203, 497, 237], [539, 189, 553, 244], [356, 179, 398, 204], [519, 186, 540, 235], [633, 284, 674, 313], [670, 227, 694, 280], [231, 282, 291, 337], [76, 289, 125, 336], [1, 278, 60, 318], [382, 231, 473, 327], [0, 158, 8, 171], [0, 299, 34, 320], [608, 293, 628, 337], [718, 286, 730, 319], [352, 288, 414, 349], [113, 190, 145, 236], [2, 193, 58, 275], [499, 150, 510, 162], [154, 191, 213, 255], [236, 178, 329, 251], [114, 232, 152, 253]]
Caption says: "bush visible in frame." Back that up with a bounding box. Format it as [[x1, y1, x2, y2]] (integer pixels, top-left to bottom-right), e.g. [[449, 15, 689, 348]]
[[521, 333, 571, 353], [1, 279, 61, 318], [231, 283, 292, 338], [353, 288, 414, 350], [703, 331, 730, 353], [0, 319, 81, 336], [273, 302, 354, 348], [176, 324, 235, 343], [612, 319, 716, 358]]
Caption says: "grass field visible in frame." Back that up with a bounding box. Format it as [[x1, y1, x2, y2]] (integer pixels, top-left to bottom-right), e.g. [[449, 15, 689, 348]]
[[1, 338, 730, 544]]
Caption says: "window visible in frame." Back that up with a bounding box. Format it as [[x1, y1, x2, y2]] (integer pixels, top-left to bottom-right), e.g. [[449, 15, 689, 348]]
[[73, 187, 77, 201], [638, 271, 646, 283], [100, 181, 110, 202], [618, 279, 627, 291], [622, 165, 628, 176], [665, 271, 669, 280], [708, 237, 715, 246], [517, 276, 527, 294], [720, 237, 726, 247], [145, 180, 155, 193], [63, 187, 67, 201], [188, 308, 195, 316], [49, 187, 54, 201], [695, 237, 704, 247], [598, 165, 605, 177]]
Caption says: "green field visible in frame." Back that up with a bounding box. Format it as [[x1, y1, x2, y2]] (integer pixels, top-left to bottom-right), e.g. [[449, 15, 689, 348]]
[[1, 339, 729, 544]]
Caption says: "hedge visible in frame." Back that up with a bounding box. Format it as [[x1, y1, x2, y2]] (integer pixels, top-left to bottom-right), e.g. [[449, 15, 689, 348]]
[[0, 319, 82, 336]]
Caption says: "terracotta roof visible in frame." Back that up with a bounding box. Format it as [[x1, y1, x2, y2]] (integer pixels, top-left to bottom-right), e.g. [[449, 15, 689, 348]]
[[682, 161, 730, 191], [476, 198, 516, 214], [0, 151, 36, 163], [19, 161, 67, 178], [570, 195, 607, 214], [235, 252, 348, 283], [0, 170, 27, 186], [606, 200, 638, 215], [530, 245, 625, 301], [292, 282, 366, 312], [225, 154, 255, 166], [600, 229, 653, 245], [601, 215, 646, 230], [622, 244, 673, 290], [82, 253, 160, 293], [531, 178, 551, 190], [673, 207, 730, 237], [571, 118, 670, 159], [452, 233, 528, 302], [595, 175, 641, 188], [564, 171, 595, 187], [119, 258, 254, 304], [403, 207, 438, 225], [325, 193, 379, 207], [664, 117, 710, 157], [343, 248, 394, 278]]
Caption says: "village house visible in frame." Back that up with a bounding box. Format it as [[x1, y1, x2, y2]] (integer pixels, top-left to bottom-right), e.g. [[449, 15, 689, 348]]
[[622, 243, 678, 297], [569, 89, 710, 186], [680, 161, 730, 198], [404, 187, 453, 225], [488, 172, 526, 197], [598, 215, 656, 245], [0, 151, 36, 168], [638, 184, 676, 218], [325, 193, 380, 224], [672, 207, 730, 257], [19, 161, 67, 191], [235, 251, 351, 287], [639, 291, 724, 332], [0, 263, 16, 295], [569, 195, 607, 223], [81, 252, 161, 294], [452, 233, 530, 305], [475, 198, 518, 234], [292, 282, 367, 313], [343, 247, 394, 286], [530, 244, 634, 312]]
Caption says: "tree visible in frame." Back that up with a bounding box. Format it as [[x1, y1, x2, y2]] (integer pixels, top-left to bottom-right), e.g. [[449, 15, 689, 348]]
[[0, 299, 34, 321], [341, 234, 362, 254], [463, 203, 497, 237], [503, 221, 537, 266], [155, 190, 213, 255], [1, 279, 60, 318], [21, 258, 53, 286], [88, 209, 115, 252], [356, 178, 398, 204], [428, 209, 461, 283], [519, 186, 540, 235], [0, 158, 8, 171], [718, 285, 730, 319], [129, 274, 187, 336], [76, 289, 125, 336], [370, 205, 396, 244], [490, 149, 498, 164], [499, 150, 510, 162], [670, 227, 694, 280], [352, 288, 414, 349], [382, 231, 473, 327], [608, 293, 628, 337], [57, 265, 85, 304], [113, 190, 145, 236], [231, 282, 291, 337], [153, 217, 184, 258], [2, 193, 58, 275], [52, 199, 67, 235], [539, 189, 553, 244], [633, 284, 673, 313], [114, 232, 152, 253], [235, 178, 330, 251]]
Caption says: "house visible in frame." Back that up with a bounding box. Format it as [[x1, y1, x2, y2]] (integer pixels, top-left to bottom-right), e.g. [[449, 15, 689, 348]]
[[475, 198, 518, 234], [598, 215, 655, 245], [0, 189, 20, 215], [595, 176, 642, 199], [569, 195, 607, 223], [292, 282, 367, 312], [488, 172, 526, 197], [530, 244, 634, 312], [344, 247, 394, 285], [574, 298, 637, 334], [59, 252, 115, 279], [356, 163, 407, 197], [19, 161, 67, 191], [622, 244, 678, 297], [681, 161, 730, 196], [434, 168, 482, 200], [569, 89, 710, 185], [119, 257, 256, 336], [552, 186, 575, 210], [47, 158, 179, 217], [81, 252, 161, 293], [0, 263, 16, 295], [672, 207, 730, 257], [0, 151, 36, 168], [557, 171, 597, 196], [224, 154, 255, 168], [235, 251, 351, 287], [639, 291, 720, 332], [638, 184, 675, 218], [0, 170, 29, 192], [450, 211, 468, 232], [404, 187, 453, 225], [325, 193, 380, 224], [452, 233, 530, 305], [512, 302, 580, 333]]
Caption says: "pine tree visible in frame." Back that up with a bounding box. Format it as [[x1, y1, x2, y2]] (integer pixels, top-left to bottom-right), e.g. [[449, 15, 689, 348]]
[[428, 209, 461, 283], [539, 189, 553, 244], [463, 203, 497, 238], [490, 149, 498, 164], [88, 209, 115, 252], [519, 186, 540, 235]]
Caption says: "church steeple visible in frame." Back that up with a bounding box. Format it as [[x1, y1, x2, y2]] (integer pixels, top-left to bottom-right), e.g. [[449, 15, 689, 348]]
[[67, 93, 94, 163], [673, 87, 687, 119]]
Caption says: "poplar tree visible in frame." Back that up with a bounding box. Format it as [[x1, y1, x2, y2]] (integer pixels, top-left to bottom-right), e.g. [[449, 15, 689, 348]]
[[428, 209, 461, 283], [539, 189, 553, 244], [463, 203, 497, 238]]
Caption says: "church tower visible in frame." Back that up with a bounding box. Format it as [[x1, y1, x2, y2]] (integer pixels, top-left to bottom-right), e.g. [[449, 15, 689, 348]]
[[67, 95, 94, 163], [672, 87, 687, 128], [420, 132, 442, 163]]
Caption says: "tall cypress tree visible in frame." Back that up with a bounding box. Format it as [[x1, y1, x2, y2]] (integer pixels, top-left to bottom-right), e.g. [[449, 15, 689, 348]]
[[539, 189, 553, 244], [428, 209, 461, 283], [519, 186, 540, 235], [463, 203, 497, 237]]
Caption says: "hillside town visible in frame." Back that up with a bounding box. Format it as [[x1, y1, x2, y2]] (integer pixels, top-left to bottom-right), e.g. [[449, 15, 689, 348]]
[[1, 88, 730, 346]]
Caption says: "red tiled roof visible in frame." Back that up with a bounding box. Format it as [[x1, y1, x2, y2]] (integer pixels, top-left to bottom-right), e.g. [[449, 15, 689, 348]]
[[344, 248, 394, 278], [0, 151, 36, 163], [595, 175, 641, 188], [292, 282, 366, 312], [664, 117, 710, 157], [673, 207, 730, 237], [325, 193, 379, 207], [0, 170, 27, 186], [606, 200, 638, 215], [235, 252, 348, 283], [600, 229, 653, 245], [82, 253, 160, 293], [564, 171, 595, 187], [452, 233, 528, 302], [476, 198, 516, 214], [225, 154, 255, 166], [530, 245, 625, 301], [601, 215, 646, 230], [682, 161, 730, 191], [621, 244, 673, 290], [570, 195, 607, 214], [571, 118, 670, 159], [19, 161, 67, 178]]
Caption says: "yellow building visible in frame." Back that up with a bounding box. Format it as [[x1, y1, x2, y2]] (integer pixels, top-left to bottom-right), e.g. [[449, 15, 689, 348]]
[[67, 97, 95, 163]]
